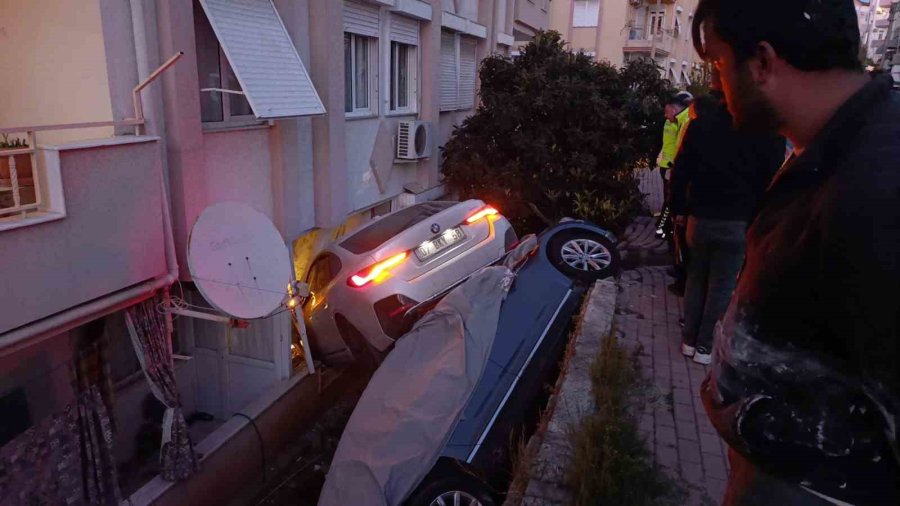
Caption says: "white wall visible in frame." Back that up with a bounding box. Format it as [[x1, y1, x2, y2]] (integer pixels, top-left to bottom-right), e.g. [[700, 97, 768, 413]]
[[0, 0, 113, 144]]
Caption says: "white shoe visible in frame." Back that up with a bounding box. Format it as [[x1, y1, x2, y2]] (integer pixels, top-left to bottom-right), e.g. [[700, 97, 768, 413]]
[[693, 349, 712, 365], [681, 343, 696, 357]]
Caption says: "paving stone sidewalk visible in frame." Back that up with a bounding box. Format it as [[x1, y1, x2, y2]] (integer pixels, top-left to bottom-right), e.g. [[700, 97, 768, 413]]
[[617, 266, 731, 506]]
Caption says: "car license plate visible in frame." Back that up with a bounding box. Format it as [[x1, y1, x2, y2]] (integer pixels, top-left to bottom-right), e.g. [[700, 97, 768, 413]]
[[415, 227, 465, 261]]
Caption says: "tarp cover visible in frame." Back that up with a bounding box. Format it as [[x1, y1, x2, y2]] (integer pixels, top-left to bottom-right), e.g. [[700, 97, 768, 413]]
[[318, 265, 515, 506]]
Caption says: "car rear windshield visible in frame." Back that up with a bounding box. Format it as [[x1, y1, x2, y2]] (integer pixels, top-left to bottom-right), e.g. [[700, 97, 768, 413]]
[[339, 201, 457, 254]]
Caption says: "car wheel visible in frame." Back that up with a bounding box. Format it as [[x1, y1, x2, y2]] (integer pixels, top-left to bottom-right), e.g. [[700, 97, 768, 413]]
[[548, 229, 619, 281], [335, 315, 383, 371], [406, 472, 495, 506]]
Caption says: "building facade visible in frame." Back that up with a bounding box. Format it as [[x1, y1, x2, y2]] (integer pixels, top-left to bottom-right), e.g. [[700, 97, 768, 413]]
[[549, 0, 702, 85], [0, 1, 547, 504]]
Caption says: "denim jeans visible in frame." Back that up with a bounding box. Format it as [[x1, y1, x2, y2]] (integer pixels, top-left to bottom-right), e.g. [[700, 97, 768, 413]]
[[682, 217, 747, 352]]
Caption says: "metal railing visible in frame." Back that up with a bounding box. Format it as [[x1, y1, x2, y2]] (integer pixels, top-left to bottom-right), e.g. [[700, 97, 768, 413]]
[[0, 53, 183, 220]]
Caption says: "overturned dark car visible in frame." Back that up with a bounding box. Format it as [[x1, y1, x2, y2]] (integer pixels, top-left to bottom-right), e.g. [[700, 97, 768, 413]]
[[318, 222, 619, 506]]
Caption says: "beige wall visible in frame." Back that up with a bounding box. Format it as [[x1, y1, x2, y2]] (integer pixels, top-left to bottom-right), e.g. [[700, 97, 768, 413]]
[[0, 0, 113, 144], [596, 0, 628, 66]]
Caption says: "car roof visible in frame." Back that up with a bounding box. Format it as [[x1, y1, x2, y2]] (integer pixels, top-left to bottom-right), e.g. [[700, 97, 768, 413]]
[[338, 201, 458, 255]]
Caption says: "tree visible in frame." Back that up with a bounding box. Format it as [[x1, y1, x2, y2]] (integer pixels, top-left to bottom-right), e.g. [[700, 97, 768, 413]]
[[441, 31, 675, 234]]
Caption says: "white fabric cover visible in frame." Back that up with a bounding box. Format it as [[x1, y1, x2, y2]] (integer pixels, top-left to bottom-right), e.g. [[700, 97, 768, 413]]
[[318, 266, 514, 506]]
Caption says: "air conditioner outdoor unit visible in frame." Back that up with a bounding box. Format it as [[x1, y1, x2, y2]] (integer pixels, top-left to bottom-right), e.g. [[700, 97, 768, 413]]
[[396, 121, 433, 160]]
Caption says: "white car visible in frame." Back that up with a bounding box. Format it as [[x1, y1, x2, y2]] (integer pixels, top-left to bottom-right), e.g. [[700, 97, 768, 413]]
[[303, 200, 517, 366]]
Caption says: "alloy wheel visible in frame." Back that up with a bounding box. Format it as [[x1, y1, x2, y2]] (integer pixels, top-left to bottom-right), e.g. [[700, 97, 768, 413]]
[[560, 238, 612, 272], [429, 490, 484, 506]]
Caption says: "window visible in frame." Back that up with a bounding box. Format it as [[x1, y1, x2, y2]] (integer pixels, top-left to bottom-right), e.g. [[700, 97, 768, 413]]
[[440, 32, 478, 112], [345, 33, 377, 116], [649, 8, 666, 37], [194, 1, 255, 126], [390, 42, 417, 113], [339, 201, 456, 254], [573, 0, 600, 28], [306, 254, 343, 294]]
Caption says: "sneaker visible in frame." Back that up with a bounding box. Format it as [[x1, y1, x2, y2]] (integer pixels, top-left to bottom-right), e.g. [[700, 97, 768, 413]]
[[681, 343, 696, 357], [693, 348, 712, 365]]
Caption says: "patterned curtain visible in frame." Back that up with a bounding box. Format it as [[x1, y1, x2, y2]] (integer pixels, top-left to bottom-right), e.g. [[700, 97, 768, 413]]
[[125, 295, 199, 481], [0, 385, 120, 505]]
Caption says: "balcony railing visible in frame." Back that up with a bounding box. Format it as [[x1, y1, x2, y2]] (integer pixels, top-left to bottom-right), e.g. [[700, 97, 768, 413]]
[[625, 26, 675, 54], [0, 52, 182, 225], [0, 121, 143, 220]]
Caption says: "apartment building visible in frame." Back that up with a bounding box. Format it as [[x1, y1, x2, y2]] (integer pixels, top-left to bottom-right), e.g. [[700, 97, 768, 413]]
[[0, 1, 546, 504], [881, 0, 900, 79], [549, 0, 703, 85], [856, 0, 892, 64]]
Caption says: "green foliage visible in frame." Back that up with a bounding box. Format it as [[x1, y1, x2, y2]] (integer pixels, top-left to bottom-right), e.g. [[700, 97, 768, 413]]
[[0, 134, 28, 149], [567, 332, 679, 506], [441, 31, 674, 234]]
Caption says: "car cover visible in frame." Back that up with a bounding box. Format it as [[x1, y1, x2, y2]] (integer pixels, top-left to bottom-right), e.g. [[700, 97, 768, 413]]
[[318, 263, 519, 506]]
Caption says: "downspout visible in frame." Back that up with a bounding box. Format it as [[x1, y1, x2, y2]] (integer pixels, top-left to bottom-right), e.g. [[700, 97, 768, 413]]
[[0, 2, 181, 357]]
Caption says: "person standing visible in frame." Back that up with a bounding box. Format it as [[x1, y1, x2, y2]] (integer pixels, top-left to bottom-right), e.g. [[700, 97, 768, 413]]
[[692, 0, 899, 504], [655, 91, 694, 240], [670, 78, 784, 366]]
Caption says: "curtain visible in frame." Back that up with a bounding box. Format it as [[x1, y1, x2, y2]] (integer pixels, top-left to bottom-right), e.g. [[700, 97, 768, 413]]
[[125, 295, 199, 481], [0, 385, 119, 505]]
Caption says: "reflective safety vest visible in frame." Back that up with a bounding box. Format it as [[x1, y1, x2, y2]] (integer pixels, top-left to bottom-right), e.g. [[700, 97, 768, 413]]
[[657, 107, 691, 169]]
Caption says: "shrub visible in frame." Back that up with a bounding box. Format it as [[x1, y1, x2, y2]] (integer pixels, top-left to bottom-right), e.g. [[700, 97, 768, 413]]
[[567, 332, 679, 506], [441, 31, 674, 234]]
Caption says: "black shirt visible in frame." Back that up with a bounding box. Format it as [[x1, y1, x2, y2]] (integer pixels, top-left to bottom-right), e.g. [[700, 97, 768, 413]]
[[702, 75, 900, 505], [670, 93, 785, 221]]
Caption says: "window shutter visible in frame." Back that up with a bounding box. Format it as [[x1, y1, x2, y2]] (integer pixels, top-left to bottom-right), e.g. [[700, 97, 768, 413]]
[[344, 0, 380, 37], [390, 14, 419, 45], [198, 0, 325, 119], [458, 37, 477, 109], [440, 31, 458, 111], [573, 0, 599, 27]]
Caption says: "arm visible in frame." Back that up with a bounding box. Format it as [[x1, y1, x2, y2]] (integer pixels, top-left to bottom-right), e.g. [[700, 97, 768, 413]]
[[713, 165, 900, 502]]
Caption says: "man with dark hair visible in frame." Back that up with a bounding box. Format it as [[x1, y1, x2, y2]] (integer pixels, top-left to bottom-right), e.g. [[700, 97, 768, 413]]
[[656, 91, 694, 241], [691, 1, 899, 505], [671, 73, 784, 367]]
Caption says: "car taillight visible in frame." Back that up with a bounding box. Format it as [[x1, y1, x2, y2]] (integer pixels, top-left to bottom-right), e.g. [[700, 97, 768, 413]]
[[465, 205, 500, 224], [348, 252, 409, 287]]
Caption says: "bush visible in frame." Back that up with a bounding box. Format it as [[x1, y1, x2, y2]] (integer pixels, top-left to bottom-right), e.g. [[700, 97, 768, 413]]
[[567, 332, 678, 506], [441, 31, 674, 234]]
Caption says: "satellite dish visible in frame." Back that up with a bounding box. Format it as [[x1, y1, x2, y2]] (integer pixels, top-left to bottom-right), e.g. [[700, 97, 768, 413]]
[[188, 203, 291, 320]]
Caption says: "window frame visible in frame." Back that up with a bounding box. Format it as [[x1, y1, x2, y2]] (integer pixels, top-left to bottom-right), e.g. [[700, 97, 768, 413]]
[[389, 41, 418, 115], [194, 1, 261, 130], [572, 0, 600, 28], [439, 32, 477, 113], [345, 32, 379, 119]]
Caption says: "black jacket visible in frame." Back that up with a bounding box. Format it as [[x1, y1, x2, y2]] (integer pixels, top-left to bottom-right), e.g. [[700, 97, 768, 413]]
[[670, 93, 785, 221], [702, 75, 900, 505]]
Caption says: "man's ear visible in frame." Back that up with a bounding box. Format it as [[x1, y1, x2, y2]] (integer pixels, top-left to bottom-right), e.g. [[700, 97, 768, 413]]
[[750, 41, 779, 85]]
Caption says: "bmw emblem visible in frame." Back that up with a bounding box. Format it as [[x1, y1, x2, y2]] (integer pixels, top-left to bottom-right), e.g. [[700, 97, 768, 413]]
[[430, 223, 441, 234]]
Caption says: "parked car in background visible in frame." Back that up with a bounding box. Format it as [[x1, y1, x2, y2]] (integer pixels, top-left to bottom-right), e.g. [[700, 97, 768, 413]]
[[304, 200, 516, 366]]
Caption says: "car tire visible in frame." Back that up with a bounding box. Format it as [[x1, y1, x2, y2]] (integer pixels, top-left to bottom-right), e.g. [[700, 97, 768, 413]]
[[405, 470, 495, 506], [335, 315, 383, 371], [548, 229, 620, 281]]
